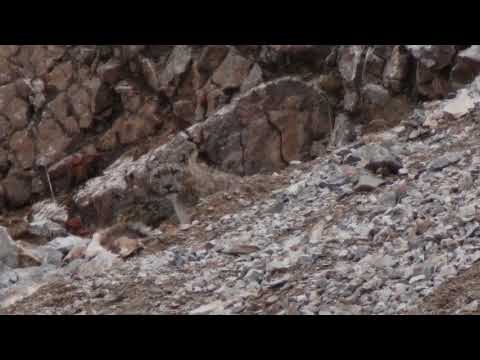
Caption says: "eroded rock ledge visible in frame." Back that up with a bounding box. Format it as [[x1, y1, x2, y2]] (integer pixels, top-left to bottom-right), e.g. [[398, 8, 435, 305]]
[[1, 45, 477, 212]]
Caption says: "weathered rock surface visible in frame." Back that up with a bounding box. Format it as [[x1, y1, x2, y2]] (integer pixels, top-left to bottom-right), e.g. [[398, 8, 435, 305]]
[[3, 45, 480, 315], [0, 226, 17, 268], [72, 77, 332, 227], [0, 45, 477, 212]]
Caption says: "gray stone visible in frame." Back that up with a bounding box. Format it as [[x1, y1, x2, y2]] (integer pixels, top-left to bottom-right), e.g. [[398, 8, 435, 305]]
[[28, 220, 67, 239], [462, 300, 479, 313], [362, 84, 391, 106], [442, 90, 475, 119], [47, 235, 90, 255], [0, 226, 17, 268], [189, 300, 225, 315], [329, 113, 353, 148], [407, 45, 456, 70], [458, 204, 477, 223], [355, 144, 403, 175], [160, 45, 192, 93], [428, 152, 462, 172], [354, 175, 385, 192], [76, 250, 120, 278], [22, 245, 63, 267], [409, 274, 426, 284], [244, 269, 264, 284], [31, 200, 68, 224], [240, 63, 263, 93]]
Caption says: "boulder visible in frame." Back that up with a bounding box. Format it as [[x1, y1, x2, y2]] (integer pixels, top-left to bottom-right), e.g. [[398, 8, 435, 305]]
[[1, 173, 32, 208], [28, 220, 67, 239], [338, 45, 366, 85], [211, 49, 252, 91], [407, 45, 456, 70], [9, 130, 35, 170], [355, 144, 403, 175], [383, 45, 411, 93], [31, 200, 69, 224], [354, 174, 385, 192], [160, 45, 193, 96], [330, 113, 354, 148], [199, 77, 331, 175], [46, 235, 90, 256]]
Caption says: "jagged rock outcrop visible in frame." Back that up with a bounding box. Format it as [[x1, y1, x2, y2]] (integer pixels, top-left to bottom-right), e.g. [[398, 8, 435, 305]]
[[1, 45, 479, 212], [73, 77, 332, 227], [4, 45, 480, 315]]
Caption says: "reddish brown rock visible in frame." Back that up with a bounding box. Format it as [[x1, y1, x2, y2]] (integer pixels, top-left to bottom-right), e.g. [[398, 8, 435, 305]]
[[416, 63, 450, 99], [211, 49, 252, 91], [197, 45, 230, 76], [46, 94, 80, 136], [48, 151, 101, 193], [138, 56, 159, 91], [174, 100, 197, 125], [0, 115, 11, 142], [199, 77, 331, 175], [67, 84, 92, 129], [0, 183, 5, 210], [97, 58, 123, 85], [0, 58, 16, 86], [9, 130, 35, 170], [96, 129, 118, 152], [30, 45, 65, 77], [0, 149, 9, 176], [362, 46, 393, 85], [1, 172, 32, 208], [383, 45, 411, 93], [0, 83, 18, 113], [240, 63, 263, 93], [160, 45, 193, 96], [47, 61, 73, 92], [35, 115, 72, 167], [3, 97, 29, 130], [112, 115, 156, 146], [0, 45, 19, 59]]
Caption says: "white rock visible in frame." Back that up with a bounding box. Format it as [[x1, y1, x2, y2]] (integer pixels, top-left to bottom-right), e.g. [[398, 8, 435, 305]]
[[47, 235, 90, 255], [31, 200, 68, 224], [244, 269, 264, 284], [462, 300, 479, 313], [409, 274, 426, 284], [189, 301, 225, 315], [443, 90, 475, 119], [76, 250, 120, 278], [29, 220, 67, 238]]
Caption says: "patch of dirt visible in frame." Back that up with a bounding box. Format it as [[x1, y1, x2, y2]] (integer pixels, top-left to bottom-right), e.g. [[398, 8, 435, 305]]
[[417, 262, 480, 315]]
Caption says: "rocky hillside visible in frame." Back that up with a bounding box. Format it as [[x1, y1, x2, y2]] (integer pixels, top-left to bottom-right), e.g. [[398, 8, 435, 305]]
[[2, 45, 480, 314]]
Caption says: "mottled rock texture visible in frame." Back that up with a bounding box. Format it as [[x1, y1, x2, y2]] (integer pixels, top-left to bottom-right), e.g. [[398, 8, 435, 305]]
[[0, 45, 477, 212]]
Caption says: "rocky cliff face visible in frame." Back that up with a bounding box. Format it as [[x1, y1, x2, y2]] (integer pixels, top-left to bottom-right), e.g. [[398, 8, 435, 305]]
[[2, 45, 480, 314], [1, 45, 477, 211]]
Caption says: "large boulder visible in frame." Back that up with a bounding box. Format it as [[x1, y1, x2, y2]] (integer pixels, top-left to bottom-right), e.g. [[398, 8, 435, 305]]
[[73, 77, 331, 227], [407, 45, 456, 70], [197, 77, 332, 175]]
